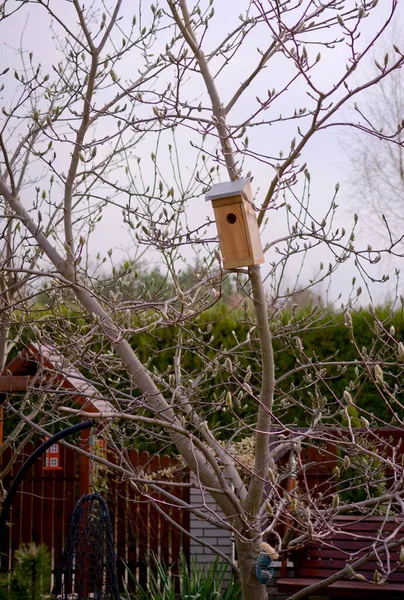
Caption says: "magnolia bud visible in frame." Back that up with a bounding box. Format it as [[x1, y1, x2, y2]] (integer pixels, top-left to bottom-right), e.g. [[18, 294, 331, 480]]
[[345, 311, 353, 330], [343, 390, 353, 404], [375, 364, 384, 386], [225, 357, 233, 374], [265, 501, 274, 517], [346, 565, 355, 578], [268, 468, 276, 484], [244, 382, 252, 395]]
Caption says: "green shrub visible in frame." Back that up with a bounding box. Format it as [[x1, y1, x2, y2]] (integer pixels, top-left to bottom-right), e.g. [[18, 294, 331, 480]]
[[8, 302, 404, 445], [0, 543, 51, 600]]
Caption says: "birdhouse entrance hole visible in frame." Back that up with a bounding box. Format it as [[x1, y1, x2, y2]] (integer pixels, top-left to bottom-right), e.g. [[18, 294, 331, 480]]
[[226, 212, 237, 224]]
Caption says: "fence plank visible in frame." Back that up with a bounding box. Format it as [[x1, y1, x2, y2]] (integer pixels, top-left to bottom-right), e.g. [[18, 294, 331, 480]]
[[159, 454, 172, 567]]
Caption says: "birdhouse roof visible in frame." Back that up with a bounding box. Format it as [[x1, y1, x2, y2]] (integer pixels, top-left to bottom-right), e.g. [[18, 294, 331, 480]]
[[205, 177, 251, 202]]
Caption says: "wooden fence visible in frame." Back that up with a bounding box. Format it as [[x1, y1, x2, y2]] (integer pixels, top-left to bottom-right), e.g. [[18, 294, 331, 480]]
[[0, 441, 189, 591], [283, 428, 404, 500]]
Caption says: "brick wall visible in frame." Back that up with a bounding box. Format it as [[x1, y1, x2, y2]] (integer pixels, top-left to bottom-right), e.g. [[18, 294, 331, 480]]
[[189, 483, 234, 570]]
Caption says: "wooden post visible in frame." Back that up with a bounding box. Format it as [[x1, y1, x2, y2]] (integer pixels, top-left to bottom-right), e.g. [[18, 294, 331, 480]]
[[281, 455, 297, 578], [79, 427, 91, 496], [0, 375, 31, 392]]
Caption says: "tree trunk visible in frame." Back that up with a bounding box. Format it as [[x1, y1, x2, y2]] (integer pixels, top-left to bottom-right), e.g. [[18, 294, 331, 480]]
[[236, 538, 268, 600]]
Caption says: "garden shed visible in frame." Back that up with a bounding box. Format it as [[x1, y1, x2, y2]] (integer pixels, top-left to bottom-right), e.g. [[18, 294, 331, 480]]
[[0, 342, 113, 494]]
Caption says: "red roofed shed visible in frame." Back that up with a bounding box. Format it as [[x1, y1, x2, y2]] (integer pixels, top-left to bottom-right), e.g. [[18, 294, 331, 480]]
[[1, 342, 114, 494]]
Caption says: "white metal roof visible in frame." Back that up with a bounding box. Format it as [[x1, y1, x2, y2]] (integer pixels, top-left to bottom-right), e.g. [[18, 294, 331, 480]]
[[205, 177, 251, 202]]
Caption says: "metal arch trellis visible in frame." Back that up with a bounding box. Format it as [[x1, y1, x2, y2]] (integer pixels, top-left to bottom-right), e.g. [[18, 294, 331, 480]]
[[52, 492, 120, 600], [52, 428, 120, 600]]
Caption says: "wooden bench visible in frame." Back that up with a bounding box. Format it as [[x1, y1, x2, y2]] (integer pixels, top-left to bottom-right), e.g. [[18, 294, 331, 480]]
[[277, 516, 404, 598]]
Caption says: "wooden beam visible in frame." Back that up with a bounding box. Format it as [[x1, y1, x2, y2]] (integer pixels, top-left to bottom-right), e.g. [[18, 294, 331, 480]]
[[0, 376, 32, 392], [79, 427, 91, 496]]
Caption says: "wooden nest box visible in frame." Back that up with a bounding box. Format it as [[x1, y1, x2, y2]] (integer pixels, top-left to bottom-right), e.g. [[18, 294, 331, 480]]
[[206, 178, 265, 270]]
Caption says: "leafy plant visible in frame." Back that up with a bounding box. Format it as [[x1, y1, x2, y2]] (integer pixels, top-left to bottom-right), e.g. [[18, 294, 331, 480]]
[[121, 553, 241, 600], [0, 543, 51, 600]]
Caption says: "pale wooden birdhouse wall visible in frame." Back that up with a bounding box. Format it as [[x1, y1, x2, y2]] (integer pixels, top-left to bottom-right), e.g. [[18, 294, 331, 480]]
[[206, 178, 264, 270]]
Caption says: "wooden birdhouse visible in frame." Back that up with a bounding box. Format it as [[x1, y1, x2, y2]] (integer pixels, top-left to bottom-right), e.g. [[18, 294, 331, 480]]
[[206, 178, 264, 269], [43, 439, 63, 471]]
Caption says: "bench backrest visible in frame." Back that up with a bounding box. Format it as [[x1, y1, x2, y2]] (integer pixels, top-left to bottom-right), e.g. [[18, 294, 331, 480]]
[[294, 516, 404, 583]]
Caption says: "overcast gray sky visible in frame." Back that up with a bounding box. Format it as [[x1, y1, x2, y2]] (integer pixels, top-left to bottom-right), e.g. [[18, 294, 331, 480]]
[[1, 1, 403, 306]]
